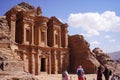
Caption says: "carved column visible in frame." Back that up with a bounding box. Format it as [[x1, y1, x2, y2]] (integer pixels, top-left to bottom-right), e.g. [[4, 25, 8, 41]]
[[39, 27, 41, 46], [38, 50, 42, 74], [31, 24, 34, 45], [58, 29, 61, 48], [65, 29, 68, 48], [45, 56, 48, 73], [34, 53, 38, 75], [22, 50, 29, 72], [10, 15, 16, 42], [48, 52, 51, 74], [59, 52, 63, 73], [53, 51, 57, 74], [53, 29, 55, 47], [29, 52, 34, 74], [45, 25, 48, 47], [23, 23, 29, 44]]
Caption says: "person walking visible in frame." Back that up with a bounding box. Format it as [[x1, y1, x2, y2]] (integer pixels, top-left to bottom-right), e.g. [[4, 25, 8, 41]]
[[103, 65, 112, 80], [62, 70, 69, 80], [77, 65, 85, 80], [97, 66, 103, 80]]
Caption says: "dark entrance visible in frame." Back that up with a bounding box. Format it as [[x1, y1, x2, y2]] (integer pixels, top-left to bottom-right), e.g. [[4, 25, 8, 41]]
[[41, 58, 46, 71]]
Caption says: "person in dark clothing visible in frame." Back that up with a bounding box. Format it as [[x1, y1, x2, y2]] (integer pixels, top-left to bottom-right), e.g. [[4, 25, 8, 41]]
[[97, 66, 103, 80], [103, 65, 111, 80]]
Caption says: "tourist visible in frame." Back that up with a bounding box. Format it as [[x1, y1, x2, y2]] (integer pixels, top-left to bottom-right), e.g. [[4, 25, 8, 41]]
[[97, 66, 103, 80], [62, 70, 69, 80], [77, 65, 85, 80], [103, 65, 112, 80], [111, 74, 118, 80]]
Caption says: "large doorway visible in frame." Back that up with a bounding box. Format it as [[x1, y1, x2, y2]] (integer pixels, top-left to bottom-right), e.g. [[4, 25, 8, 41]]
[[41, 58, 46, 72]]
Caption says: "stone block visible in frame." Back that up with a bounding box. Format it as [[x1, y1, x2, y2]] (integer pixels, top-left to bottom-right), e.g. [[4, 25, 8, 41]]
[[3, 61, 24, 71]]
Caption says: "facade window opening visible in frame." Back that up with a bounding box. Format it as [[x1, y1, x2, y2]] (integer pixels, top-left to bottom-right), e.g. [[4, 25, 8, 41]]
[[41, 58, 46, 72], [26, 29, 30, 42], [41, 32, 45, 42], [55, 34, 58, 44]]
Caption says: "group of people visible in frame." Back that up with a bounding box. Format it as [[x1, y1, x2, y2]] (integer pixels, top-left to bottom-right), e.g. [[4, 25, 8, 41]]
[[62, 65, 85, 80], [97, 65, 112, 80], [62, 65, 116, 80], [97, 65, 119, 80]]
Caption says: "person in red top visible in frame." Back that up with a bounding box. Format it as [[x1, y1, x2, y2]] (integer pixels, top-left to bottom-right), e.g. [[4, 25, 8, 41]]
[[77, 65, 85, 80]]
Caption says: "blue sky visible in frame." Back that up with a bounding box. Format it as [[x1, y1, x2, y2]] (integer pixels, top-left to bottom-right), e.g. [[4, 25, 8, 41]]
[[0, 0, 120, 53]]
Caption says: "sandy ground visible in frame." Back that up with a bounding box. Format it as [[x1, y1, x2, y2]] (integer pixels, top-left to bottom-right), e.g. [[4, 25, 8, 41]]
[[35, 74, 110, 80]]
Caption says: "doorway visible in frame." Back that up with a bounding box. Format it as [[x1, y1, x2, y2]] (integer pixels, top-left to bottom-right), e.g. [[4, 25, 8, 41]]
[[41, 58, 46, 72]]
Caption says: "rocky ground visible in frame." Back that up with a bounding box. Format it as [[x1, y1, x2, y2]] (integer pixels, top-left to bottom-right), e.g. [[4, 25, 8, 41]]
[[0, 73, 115, 80], [35, 74, 111, 80], [36, 74, 111, 80]]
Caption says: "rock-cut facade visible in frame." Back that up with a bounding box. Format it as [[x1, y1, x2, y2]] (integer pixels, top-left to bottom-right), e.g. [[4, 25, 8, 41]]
[[5, 2, 69, 75]]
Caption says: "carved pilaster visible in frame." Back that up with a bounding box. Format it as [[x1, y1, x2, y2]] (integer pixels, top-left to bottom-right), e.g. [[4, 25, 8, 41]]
[[59, 52, 63, 73], [10, 15, 16, 42], [38, 27, 40, 46], [38, 50, 42, 74], [65, 28, 68, 48], [53, 51, 57, 74], [31, 24, 34, 45], [48, 52, 51, 74], [29, 53, 35, 74], [34, 53, 38, 75], [58, 29, 61, 48], [45, 58, 48, 73]]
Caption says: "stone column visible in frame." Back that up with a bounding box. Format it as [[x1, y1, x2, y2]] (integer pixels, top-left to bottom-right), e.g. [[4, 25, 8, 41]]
[[23, 24, 26, 44], [39, 28, 41, 46], [31, 24, 34, 45], [59, 52, 63, 73], [29, 51, 35, 74], [45, 57, 48, 73], [35, 53, 39, 75], [58, 29, 61, 48], [37, 50, 42, 74], [48, 52, 51, 74], [10, 15, 16, 42], [45, 26, 48, 47], [53, 30, 55, 47], [54, 51, 57, 74], [22, 50, 29, 72], [65, 30, 68, 48]]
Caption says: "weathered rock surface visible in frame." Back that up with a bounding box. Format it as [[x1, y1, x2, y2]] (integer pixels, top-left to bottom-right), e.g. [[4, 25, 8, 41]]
[[68, 34, 100, 74], [5, 2, 35, 15], [92, 48, 112, 65], [0, 47, 38, 80], [92, 47, 120, 77], [0, 16, 10, 43]]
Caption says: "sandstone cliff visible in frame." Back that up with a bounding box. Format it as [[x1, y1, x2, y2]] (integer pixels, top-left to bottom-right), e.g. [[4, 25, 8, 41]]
[[68, 34, 100, 74], [92, 48, 112, 65], [0, 16, 10, 43]]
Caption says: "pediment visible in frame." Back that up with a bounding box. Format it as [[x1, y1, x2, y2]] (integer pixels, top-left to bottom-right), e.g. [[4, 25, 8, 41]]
[[48, 16, 62, 26]]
